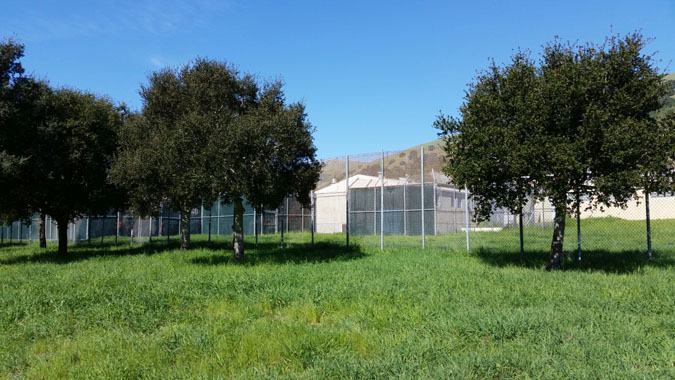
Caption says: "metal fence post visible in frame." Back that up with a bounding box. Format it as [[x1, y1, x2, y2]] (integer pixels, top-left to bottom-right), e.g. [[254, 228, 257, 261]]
[[311, 191, 315, 246], [280, 214, 284, 248], [201, 204, 204, 235], [433, 183, 437, 235], [208, 202, 213, 243], [403, 179, 407, 236], [577, 192, 581, 262], [421, 146, 425, 249], [253, 207, 257, 246], [465, 185, 470, 252], [217, 201, 221, 236], [373, 187, 377, 235], [345, 154, 349, 247], [158, 207, 163, 238], [166, 209, 170, 245], [115, 212, 120, 246], [286, 197, 290, 234], [519, 211, 524, 260], [646, 190, 652, 260], [380, 150, 384, 250], [86, 216, 90, 244], [149, 216, 153, 243]]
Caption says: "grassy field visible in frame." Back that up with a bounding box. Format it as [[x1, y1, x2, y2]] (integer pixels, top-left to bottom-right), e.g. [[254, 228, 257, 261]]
[[0, 224, 673, 379]]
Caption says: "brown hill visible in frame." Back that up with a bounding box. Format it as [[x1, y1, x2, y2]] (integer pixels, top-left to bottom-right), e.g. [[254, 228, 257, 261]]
[[317, 139, 449, 189]]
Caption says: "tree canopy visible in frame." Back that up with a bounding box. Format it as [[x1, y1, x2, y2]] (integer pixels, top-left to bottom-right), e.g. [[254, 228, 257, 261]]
[[1, 40, 127, 253], [112, 58, 322, 256], [20, 87, 125, 254], [0, 39, 31, 224], [215, 81, 322, 260], [112, 59, 257, 250], [436, 32, 674, 270]]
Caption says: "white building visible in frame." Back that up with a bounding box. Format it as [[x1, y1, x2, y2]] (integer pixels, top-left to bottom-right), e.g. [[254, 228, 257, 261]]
[[314, 174, 409, 233]]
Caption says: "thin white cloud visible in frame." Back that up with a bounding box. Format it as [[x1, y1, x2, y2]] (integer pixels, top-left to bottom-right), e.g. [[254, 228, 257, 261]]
[[149, 56, 166, 68], [4, 0, 236, 40]]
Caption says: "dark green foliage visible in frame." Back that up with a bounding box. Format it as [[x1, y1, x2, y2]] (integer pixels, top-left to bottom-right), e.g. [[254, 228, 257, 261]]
[[22, 88, 125, 254], [436, 32, 674, 270], [1, 39, 125, 254], [434, 52, 541, 219], [0, 39, 30, 224], [112, 59, 258, 250], [216, 82, 322, 259], [217, 82, 321, 210], [113, 58, 322, 255]]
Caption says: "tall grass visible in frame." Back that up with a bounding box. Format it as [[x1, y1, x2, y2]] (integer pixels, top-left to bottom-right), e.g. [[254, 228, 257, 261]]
[[0, 225, 673, 379]]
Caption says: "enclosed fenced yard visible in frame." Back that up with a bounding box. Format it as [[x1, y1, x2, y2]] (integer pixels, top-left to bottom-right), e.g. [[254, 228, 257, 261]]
[[1, 225, 674, 379]]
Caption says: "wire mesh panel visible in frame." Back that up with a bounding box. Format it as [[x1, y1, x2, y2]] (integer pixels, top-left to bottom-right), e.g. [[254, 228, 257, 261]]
[[650, 192, 675, 259], [314, 155, 349, 236], [88, 214, 118, 242], [563, 190, 674, 260]]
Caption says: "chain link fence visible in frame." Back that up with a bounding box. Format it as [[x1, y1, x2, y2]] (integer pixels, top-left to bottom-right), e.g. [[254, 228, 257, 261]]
[[315, 143, 673, 260], [1, 141, 673, 259], [0, 197, 312, 247]]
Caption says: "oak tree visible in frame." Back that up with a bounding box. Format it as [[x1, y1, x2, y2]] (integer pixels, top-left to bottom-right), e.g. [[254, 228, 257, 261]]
[[112, 59, 257, 250], [216, 82, 321, 260], [437, 32, 672, 270]]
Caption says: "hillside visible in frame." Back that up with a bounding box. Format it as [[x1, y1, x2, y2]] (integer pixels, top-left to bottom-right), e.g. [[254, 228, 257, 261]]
[[318, 139, 449, 189], [654, 72, 675, 120]]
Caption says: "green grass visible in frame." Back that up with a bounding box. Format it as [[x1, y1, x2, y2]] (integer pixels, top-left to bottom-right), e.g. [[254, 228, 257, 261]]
[[0, 225, 673, 379]]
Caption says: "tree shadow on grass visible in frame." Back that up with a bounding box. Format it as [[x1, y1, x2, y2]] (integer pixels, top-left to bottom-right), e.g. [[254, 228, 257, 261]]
[[0, 240, 178, 265], [0, 239, 365, 266], [0, 242, 28, 248], [191, 241, 366, 266], [473, 247, 675, 274]]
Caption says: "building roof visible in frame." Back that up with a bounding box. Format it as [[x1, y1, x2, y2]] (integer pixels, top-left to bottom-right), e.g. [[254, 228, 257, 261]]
[[315, 174, 412, 194]]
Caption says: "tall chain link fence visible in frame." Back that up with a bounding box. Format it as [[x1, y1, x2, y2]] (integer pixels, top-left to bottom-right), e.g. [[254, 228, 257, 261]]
[[1, 141, 673, 259]]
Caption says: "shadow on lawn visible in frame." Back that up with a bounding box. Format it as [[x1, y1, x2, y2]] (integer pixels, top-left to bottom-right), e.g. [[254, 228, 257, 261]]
[[0, 241, 28, 248], [473, 247, 675, 274], [0, 241, 176, 265], [0, 239, 365, 266], [191, 241, 366, 266]]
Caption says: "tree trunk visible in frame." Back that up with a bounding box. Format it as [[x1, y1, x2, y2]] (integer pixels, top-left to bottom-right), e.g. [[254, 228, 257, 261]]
[[233, 196, 245, 261], [39, 213, 47, 248], [180, 207, 191, 250], [546, 199, 566, 271], [57, 218, 69, 255]]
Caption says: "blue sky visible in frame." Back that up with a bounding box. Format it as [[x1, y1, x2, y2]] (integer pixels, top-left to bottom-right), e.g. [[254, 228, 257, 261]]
[[2, 0, 674, 158]]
